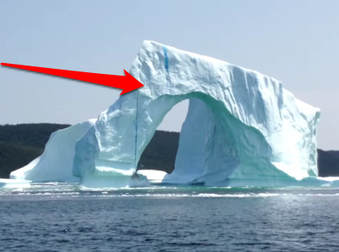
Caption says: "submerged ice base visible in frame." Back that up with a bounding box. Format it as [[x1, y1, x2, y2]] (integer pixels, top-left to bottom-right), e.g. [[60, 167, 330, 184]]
[[0, 179, 31, 188]]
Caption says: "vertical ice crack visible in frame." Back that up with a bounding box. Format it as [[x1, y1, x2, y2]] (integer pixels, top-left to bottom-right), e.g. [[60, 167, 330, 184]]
[[163, 46, 171, 88], [134, 91, 140, 168]]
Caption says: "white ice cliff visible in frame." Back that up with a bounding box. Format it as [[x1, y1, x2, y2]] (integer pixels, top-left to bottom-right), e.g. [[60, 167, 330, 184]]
[[9, 40, 322, 187]]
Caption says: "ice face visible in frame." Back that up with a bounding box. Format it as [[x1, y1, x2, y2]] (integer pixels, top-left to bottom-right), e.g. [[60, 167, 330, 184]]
[[10, 119, 96, 182], [73, 40, 321, 186], [9, 117, 151, 187]]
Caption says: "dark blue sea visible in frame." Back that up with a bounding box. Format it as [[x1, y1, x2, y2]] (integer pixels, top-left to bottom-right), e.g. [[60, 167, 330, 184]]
[[1, 184, 339, 251]]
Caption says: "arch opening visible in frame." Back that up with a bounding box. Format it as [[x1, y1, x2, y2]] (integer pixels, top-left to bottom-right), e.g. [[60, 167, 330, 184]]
[[133, 91, 281, 186], [136, 100, 187, 174]]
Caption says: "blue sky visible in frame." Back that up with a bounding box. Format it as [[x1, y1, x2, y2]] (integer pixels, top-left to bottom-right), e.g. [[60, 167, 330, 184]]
[[1, 0, 338, 150]]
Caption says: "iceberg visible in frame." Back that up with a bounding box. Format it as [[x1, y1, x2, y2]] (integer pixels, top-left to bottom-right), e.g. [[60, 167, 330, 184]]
[[9, 40, 323, 187], [73, 40, 321, 186]]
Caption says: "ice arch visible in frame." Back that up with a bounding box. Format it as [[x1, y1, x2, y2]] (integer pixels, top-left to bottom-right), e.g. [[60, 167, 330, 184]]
[[73, 40, 320, 186]]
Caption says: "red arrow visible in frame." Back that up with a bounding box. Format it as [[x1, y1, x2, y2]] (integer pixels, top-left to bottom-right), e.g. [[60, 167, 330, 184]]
[[1, 63, 144, 95]]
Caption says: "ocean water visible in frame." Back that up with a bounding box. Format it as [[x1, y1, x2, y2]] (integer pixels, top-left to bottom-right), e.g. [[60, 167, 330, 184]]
[[1, 184, 339, 251]]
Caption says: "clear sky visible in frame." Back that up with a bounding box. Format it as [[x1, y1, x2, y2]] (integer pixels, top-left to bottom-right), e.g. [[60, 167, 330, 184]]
[[1, 0, 338, 150]]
